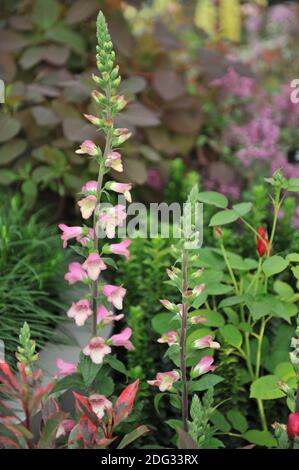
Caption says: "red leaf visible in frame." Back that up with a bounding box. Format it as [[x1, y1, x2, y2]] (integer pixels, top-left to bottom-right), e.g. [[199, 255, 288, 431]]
[[0, 362, 19, 391], [0, 437, 20, 448], [113, 380, 139, 426]]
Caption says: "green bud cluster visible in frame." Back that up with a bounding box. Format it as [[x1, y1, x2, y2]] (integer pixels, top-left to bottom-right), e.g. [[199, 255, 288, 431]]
[[15, 322, 39, 375]]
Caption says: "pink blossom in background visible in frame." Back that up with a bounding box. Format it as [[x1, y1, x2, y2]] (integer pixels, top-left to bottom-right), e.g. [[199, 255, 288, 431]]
[[110, 327, 134, 350], [146, 168, 164, 191], [81, 180, 98, 193], [97, 305, 124, 324], [109, 239, 131, 260], [83, 336, 111, 364], [211, 67, 255, 98], [82, 253, 107, 281], [147, 371, 180, 392], [55, 358, 77, 378], [102, 284, 126, 310], [67, 299, 93, 326], [64, 262, 87, 285], [89, 394, 112, 419]]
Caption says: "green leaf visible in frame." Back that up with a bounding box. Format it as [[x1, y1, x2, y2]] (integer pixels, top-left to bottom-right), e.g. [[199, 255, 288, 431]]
[[273, 280, 294, 300], [243, 430, 277, 448], [250, 375, 285, 400], [165, 419, 182, 431], [33, 0, 60, 30], [274, 362, 297, 384], [0, 115, 21, 143], [191, 309, 224, 327], [197, 191, 228, 208], [189, 374, 224, 392], [286, 253, 299, 262], [46, 23, 86, 55], [117, 425, 149, 449], [52, 373, 84, 394], [262, 256, 288, 277], [210, 409, 231, 432], [105, 355, 127, 375], [79, 353, 101, 387], [152, 313, 174, 334], [218, 295, 246, 308], [154, 393, 166, 415], [0, 139, 27, 165], [37, 412, 64, 448], [227, 410, 248, 433], [220, 324, 242, 348], [209, 209, 240, 227], [232, 202, 252, 217], [291, 266, 299, 280], [206, 283, 233, 295], [288, 178, 299, 192]]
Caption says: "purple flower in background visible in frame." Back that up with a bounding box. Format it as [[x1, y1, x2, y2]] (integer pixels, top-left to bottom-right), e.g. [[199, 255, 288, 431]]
[[146, 168, 164, 191], [211, 67, 255, 98]]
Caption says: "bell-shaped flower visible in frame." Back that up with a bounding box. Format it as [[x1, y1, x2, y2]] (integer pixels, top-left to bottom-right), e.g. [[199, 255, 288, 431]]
[[64, 262, 88, 285], [192, 356, 217, 377], [78, 195, 97, 219], [194, 335, 220, 350], [97, 305, 124, 325], [67, 299, 93, 326], [99, 205, 127, 239], [157, 331, 179, 346], [110, 327, 133, 350], [75, 140, 99, 156], [109, 239, 131, 260], [58, 224, 83, 248], [106, 182, 132, 202], [81, 180, 98, 194], [89, 394, 112, 419], [55, 358, 77, 378], [83, 114, 101, 126], [105, 151, 123, 172], [102, 284, 126, 310], [82, 253, 107, 281], [83, 336, 111, 364], [190, 314, 207, 325], [147, 371, 180, 392]]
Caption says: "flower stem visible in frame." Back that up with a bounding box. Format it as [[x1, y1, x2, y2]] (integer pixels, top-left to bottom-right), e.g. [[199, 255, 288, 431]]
[[180, 249, 189, 432]]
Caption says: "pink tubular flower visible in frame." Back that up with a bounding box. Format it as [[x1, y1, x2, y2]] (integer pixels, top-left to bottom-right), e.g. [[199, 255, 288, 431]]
[[82, 253, 107, 281], [89, 394, 112, 419], [78, 195, 97, 220], [78, 228, 94, 247], [67, 299, 93, 326], [146, 168, 164, 191], [194, 335, 220, 350], [107, 182, 132, 202], [83, 336, 111, 364], [56, 419, 76, 438], [64, 262, 87, 285], [75, 140, 99, 156], [83, 114, 101, 126], [193, 284, 205, 296], [147, 371, 180, 392], [157, 331, 179, 346], [102, 284, 126, 310], [105, 151, 123, 172], [97, 305, 124, 325], [114, 128, 132, 145], [159, 299, 176, 311], [110, 327, 134, 350], [190, 314, 207, 325], [109, 240, 131, 260], [55, 358, 77, 378], [99, 205, 127, 239], [58, 224, 83, 248], [81, 180, 97, 193], [193, 356, 217, 377]]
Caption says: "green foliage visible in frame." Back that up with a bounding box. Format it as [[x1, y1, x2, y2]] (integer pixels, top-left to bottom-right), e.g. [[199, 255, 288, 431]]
[[15, 322, 39, 374], [0, 192, 68, 367], [165, 159, 201, 205]]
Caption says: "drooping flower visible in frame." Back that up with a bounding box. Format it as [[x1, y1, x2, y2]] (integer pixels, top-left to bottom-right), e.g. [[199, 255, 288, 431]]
[[64, 262, 88, 285], [147, 371, 180, 392], [287, 413, 299, 440], [102, 284, 126, 310], [78, 195, 97, 220], [89, 394, 112, 419], [83, 114, 101, 126], [113, 128, 132, 145], [75, 140, 99, 156], [110, 327, 134, 350], [193, 356, 217, 377], [105, 151, 123, 172], [56, 419, 76, 438], [109, 239, 131, 260], [159, 299, 176, 312], [106, 182, 132, 202], [157, 331, 179, 346], [55, 358, 77, 378], [81, 180, 98, 194], [166, 267, 179, 280], [193, 284, 205, 296], [83, 336, 111, 364], [67, 299, 93, 326], [97, 305, 124, 325], [190, 314, 207, 325], [194, 335, 220, 350], [256, 226, 270, 257], [58, 224, 83, 248], [82, 253, 107, 281], [98, 205, 127, 239]]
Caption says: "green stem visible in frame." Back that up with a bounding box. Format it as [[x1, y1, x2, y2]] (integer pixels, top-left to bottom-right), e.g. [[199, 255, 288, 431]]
[[180, 250, 189, 432], [220, 240, 239, 295]]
